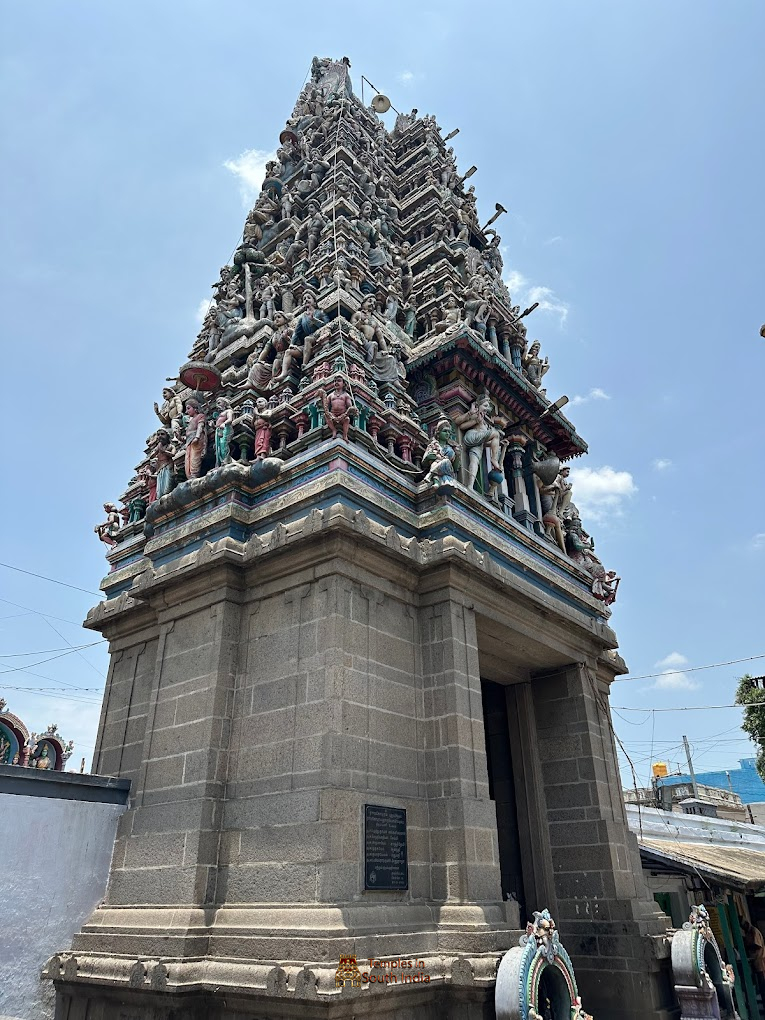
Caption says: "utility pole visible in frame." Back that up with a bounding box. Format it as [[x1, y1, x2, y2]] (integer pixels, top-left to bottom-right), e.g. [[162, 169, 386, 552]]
[[683, 735, 699, 798]]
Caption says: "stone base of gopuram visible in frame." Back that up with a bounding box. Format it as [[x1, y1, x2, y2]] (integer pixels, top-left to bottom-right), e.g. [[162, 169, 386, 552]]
[[50, 950, 508, 1020]]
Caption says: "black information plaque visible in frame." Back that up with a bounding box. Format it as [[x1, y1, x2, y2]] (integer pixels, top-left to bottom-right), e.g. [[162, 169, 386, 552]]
[[364, 804, 408, 890]]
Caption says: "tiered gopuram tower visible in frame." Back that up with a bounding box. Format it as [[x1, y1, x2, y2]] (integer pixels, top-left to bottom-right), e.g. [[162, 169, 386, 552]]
[[53, 57, 674, 1019]]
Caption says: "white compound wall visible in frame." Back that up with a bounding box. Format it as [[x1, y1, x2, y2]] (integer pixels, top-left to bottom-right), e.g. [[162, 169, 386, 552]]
[[0, 770, 128, 1020]]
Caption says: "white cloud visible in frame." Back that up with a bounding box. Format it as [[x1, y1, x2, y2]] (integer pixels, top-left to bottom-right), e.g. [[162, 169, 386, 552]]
[[652, 458, 673, 471], [568, 465, 637, 522], [397, 71, 416, 85], [651, 652, 699, 691], [223, 148, 277, 207], [195, 298, 213, 324], [543, 235, 563, 245], [504, 269, 528, 293], [503, 269, 569, 326], [751, 533, 765, 552], [656, 652, 689, 669], [571, 387, 611, 407], [652, 670, 699, 691]]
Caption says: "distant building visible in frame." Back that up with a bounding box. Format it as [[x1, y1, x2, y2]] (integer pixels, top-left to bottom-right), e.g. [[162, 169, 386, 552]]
[[625, 780, 750, 821], [659, 758, 765, 805], [625, 803, 765, 1018]]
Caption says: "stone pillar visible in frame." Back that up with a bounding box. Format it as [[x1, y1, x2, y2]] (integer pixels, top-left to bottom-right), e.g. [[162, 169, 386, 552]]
[[420, 597, 506, 909], [507, 436, 535, 530], [531, 662, 674, 1019], [104, 572, 241, 915]]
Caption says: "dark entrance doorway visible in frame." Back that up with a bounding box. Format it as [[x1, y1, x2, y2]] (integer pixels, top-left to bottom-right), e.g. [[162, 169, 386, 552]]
[[481, 679, 527, 920]]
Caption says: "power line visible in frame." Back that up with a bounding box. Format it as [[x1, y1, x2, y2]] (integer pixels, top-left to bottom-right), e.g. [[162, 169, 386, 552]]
[[0, 597, 87, 627], [612, 653, 765, 683], [0, 642, 105, 657], [0, 684, 101, 705], [612, 700, 765, 712], [0, 644, 104, 676], [41, 617, 107, 680], [0, 562, 104, 598]]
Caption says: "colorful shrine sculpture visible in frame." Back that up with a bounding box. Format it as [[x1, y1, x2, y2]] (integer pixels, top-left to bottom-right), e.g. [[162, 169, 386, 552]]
[[670, 906, 739, 1019], [0, 701, 73, 770], [94, 55, 618, 607], [495, 910, 594, 1020]]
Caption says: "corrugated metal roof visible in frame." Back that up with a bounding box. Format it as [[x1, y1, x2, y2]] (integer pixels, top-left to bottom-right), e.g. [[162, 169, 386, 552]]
[[640, 837, 765, 892]]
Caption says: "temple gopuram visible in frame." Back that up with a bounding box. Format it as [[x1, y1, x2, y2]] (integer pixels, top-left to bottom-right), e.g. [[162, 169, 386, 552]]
[[51, 57, 674, 1019]]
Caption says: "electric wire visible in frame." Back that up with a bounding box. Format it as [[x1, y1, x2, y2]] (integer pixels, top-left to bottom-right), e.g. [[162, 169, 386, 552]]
[[0, 684, 101, 705], [0, 644, 104, 676], [613, 700, 765, 712], [610, 653, 765, 683], [0, 562, 104, 597], [0, 642, 105, 657], [0, 597, 85, 627]]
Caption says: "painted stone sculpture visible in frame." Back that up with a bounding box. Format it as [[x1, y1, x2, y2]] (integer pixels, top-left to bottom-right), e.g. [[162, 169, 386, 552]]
[[322, 376, 356, 441], [495, 910, 594, 1020], [93, 52, 619, 607], [670, 905, 738, 1019], [184, 398, 208, 480], [422, 417, 460, 488]]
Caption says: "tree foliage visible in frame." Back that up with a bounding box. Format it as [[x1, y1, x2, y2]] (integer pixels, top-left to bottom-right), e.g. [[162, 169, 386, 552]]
[[735, 674, 765, 782]]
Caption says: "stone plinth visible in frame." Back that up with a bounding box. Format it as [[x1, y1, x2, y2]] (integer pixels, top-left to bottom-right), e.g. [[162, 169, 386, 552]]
[[52, 464, 673, 1018]]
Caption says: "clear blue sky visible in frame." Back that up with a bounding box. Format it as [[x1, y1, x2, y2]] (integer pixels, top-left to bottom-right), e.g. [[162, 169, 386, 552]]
[[1, 1, 763, 783]]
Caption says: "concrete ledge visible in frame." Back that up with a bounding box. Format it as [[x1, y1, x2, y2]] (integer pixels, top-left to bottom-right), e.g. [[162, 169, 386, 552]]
[[0, 764, 130, 804]]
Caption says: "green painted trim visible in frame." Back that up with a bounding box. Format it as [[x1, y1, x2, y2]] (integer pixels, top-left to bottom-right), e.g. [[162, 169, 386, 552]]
[[727, 896, 760, 1017], [717, 904, 749, 1020]]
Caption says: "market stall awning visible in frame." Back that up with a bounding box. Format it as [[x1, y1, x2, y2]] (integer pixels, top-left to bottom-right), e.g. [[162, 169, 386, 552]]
[[639, 837, 765, 893]]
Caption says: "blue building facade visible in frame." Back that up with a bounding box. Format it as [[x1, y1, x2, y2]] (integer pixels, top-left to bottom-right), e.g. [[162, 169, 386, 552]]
[[658, 758, 765, 804]]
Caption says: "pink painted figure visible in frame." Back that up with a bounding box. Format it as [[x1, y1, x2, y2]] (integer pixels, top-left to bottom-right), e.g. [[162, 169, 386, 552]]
[[183, 398, 208, 479], [253, 397, 273, 459], [322, 376, 357, 441], [140, 462, 157, 503]]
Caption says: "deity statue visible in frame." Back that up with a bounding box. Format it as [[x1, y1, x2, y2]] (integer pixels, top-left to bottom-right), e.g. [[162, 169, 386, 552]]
[[139, 462, 157, 504], [463, 280, 491, 333], [214, 397, 234, 467], [299, 200, 326, 257], [522, 341, 549, 389], [536, 473, 566, 553], [402, 297, 417, 338], [35, 745, 52, 769], [153, 387, 183, 435], [289, 291, 328, 366], [322, 376, 357, 441], [279, 274, 295, 316], [556, 466, 573, 519], [0, 733, 11, 763], [252, 398, 273, 459], [243, 192, 280, 247], [153, 430, 176, 499], [384, 291, 399, 323], [437, 293, 463, 333], [331, 256, 351, 291], [422, 418, 460, 487], [484, 231, 503, 273], [352, 295, 388, 362], [183, 398, 207, 480], [564, 514, 619, 604], [281, 188, 294, 222], [353, 201, 378, 253], [455, 393, 507, 491], [94, 503, 121, 547], [259, 277, 279, 320]]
